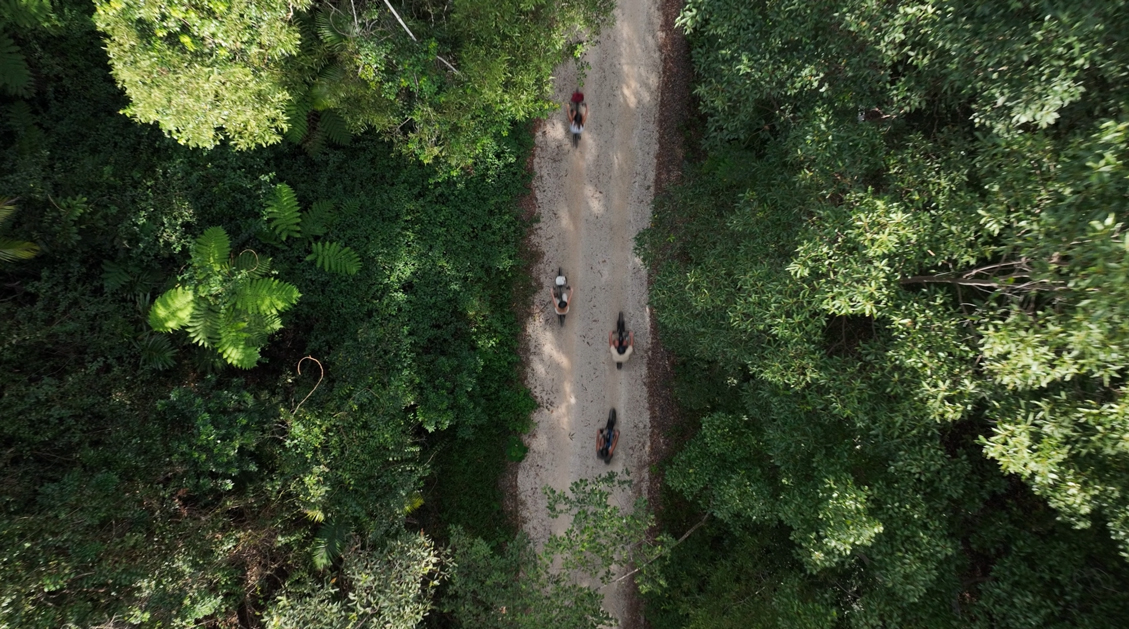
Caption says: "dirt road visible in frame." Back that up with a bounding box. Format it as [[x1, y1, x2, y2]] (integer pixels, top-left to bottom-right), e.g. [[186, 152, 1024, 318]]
[[516, 0, 662, 625]]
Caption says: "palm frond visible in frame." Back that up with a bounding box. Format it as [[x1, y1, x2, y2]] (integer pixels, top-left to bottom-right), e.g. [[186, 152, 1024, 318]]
[[264, 183, 302, 241], [134, 291, 152, 317], [0, 196, 14, 223], [306, 241, 361, 275], [0, 197, 38, 263], [0, 237, 38, 262], [312, 519, 349, 570], [191, 227, 231, 271], [149, 287, 195, 332]]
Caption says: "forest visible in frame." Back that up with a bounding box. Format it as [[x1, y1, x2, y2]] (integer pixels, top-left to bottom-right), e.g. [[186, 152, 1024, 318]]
[[4, 0, 1129, 627], [640, 1, 1129, 627], [1, 0, 617, 625]]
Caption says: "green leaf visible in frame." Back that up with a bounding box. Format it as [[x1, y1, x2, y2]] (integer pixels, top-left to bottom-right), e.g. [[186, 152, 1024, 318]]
[[306, 241, 360, 275], [319, 109, 351, 146], [137, 334, 176, 370], [264, 183, 302, 241], [0, 31, 31, 97], [186, 302, 221, 348], [101, 261, 131, 292], [302, 200, 334, 237], [149, 287, 195, 332], [311, 520, 348, 570], [191, 226, 231, 271], [235, 277, 300, 315]]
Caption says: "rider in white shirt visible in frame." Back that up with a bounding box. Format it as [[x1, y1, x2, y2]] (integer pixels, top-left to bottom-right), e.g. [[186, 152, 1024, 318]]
[[552, 285, 573, 315], [609, 330, 633, 363]]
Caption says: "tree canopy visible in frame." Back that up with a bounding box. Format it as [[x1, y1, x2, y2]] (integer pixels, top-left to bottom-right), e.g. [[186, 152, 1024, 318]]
[[641, 1, 1129, 627], [93, 0, 613, 168]]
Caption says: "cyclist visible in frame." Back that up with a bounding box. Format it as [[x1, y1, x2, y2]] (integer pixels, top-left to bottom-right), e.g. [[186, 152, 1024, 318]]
[[609, 329, 633, 365], [567, 92, 588, 143]]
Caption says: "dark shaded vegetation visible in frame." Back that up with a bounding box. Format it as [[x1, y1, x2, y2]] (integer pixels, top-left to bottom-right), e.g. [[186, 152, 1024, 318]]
[[0, 1, 538, 624]]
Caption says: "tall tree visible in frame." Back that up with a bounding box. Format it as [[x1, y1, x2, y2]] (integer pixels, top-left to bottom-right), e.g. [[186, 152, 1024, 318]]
[[94, 0, 614, 167]]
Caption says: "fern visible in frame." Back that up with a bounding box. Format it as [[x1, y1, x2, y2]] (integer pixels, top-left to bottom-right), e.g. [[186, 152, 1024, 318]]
[[315, 10, 350, 48], [244, 312, 280, 347], [217, 317, 258, 369], [264, 183, 302, 241], [148, 287, 195, 332], [319, 109, 351, 146], [186, 302, 222, 348], [404, 491, 425, 514], [5, 101, 42, 154], [233, 250, 270, 277], [307, 241, 361, 275], [151, 226, 300, 369], [0, 0, 54, 30], [191, 226, 231, 271], [0, 31, 30, 97], [101, 260, 131, 292], [137, 334, 176, 370], [302, 200, 334, 237], [283, 96, 310, 144], [302, 124, 326, 156], [235, 277, 301, 314]]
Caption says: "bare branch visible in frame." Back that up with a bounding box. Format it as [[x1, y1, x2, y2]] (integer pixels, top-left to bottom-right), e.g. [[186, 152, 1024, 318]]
[[380, 1, 459, 73], [606, 513, 710, 586], [383, 0, 418, 41], [437, 55, 461, 74]]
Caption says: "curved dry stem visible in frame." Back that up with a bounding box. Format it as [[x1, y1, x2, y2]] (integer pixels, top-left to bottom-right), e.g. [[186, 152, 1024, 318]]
[[292, 355, 325, 414]]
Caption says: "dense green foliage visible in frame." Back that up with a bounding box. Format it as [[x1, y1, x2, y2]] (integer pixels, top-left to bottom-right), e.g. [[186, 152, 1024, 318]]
[[264, 533, 446, 628], [92, 0, 613, 168], [443, 473, 662, 629], [642, 1, 1129, 627], [0, 2, 536, 624]]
